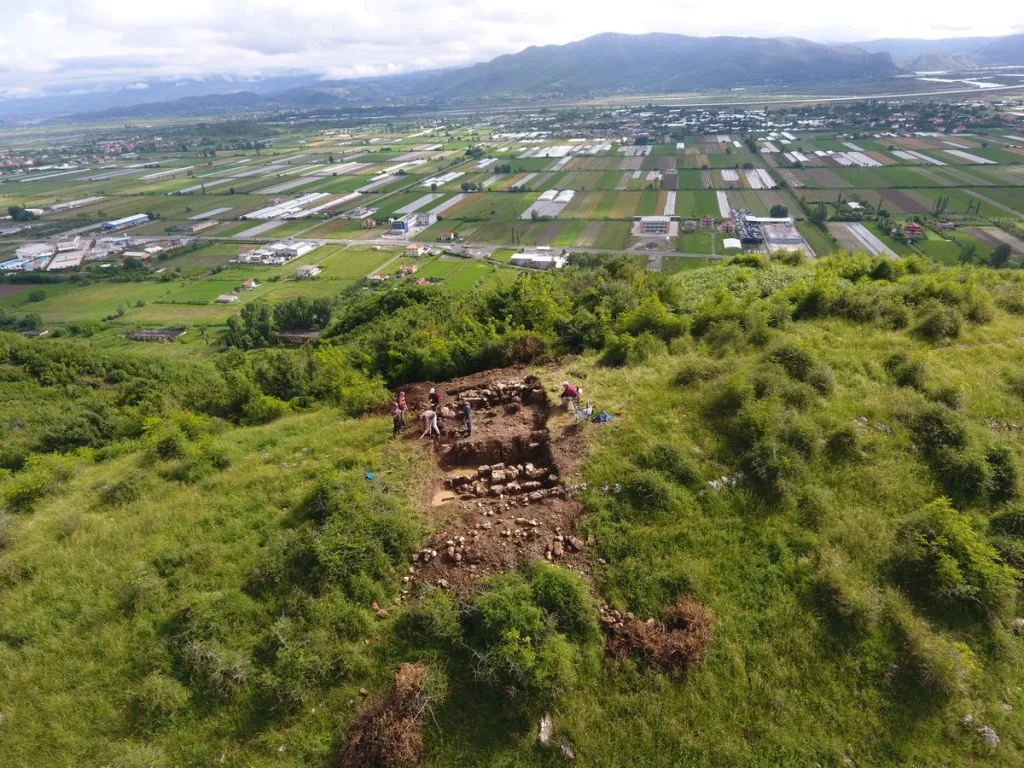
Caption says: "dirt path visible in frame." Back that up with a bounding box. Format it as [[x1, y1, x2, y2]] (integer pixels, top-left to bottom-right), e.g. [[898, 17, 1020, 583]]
[[398, 368, 590, 596]]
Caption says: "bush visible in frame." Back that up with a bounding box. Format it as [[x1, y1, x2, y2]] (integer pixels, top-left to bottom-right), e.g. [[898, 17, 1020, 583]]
[[767, 344, 834, 395], [464, 572, 583, 709], [915, 305, 962, 341], [1, 454, 74, 512], [638, 442, 700, 486], [991, 507, 1024, 537], [152, 430, 188, 460], [619, 468, 675, 518], [911, 405, 967, 458], [241, 394, 290, 426], [525, 562, 599, 644], [987, 445, 1019, 504], [891, 498, 1018, 616], [672, 357, 724, 386], [101, 473, 145, 506], [808, 554, 873, 637], [826, 425, 859, 461], [130, 672, 190, 725], [935, 448, 991, 506], [928, 385, 963, 411], [884, 352, 927, 391]]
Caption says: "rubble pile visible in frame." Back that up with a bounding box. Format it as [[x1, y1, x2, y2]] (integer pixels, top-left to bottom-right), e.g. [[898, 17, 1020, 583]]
[[445, 460, 563, 505]]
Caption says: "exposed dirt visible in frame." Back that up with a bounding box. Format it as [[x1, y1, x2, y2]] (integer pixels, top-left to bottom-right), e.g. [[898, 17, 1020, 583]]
[[602, 599, 714, 674], [0, 285, 30, 299], [397, 367, 590, 595]]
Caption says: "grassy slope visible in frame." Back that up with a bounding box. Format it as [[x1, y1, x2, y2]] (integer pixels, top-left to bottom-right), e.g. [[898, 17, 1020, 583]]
[[7, 263, 1024, 765]]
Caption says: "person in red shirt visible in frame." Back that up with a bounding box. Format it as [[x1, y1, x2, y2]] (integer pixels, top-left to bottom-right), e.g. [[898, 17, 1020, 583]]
[[560, 381, 581, 411], [428, 387, 440, 408]]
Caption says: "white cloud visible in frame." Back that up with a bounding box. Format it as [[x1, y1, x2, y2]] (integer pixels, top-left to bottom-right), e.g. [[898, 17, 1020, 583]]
[[1, 0, 1020, 98]]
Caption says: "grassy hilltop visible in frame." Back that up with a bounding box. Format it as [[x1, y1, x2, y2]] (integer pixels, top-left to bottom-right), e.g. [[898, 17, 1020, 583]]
[[5, 253, 1024, 765]]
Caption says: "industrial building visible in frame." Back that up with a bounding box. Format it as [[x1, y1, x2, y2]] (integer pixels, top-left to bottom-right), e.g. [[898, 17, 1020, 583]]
[[102, 214, 150, 232], [235, 240, 321, 266], [510, 249, 566, 270], [387, 213, 437, 238], [15, 242, 56, 263], [55, 236, 80, 252]]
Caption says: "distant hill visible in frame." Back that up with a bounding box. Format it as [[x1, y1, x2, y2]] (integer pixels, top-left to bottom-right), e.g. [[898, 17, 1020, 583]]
[[62, 32, 901, 120], [407, 33, 901, 98], [855, 33, 1024, 67], [908, 53, 980, 72]]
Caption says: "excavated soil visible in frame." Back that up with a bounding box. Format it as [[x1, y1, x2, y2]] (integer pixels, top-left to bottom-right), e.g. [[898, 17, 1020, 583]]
[[397, 367, 590, 595]]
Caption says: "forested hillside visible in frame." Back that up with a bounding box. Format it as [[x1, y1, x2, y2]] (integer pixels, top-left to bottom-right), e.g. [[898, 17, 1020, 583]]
[[5, 254, 1024, 765]]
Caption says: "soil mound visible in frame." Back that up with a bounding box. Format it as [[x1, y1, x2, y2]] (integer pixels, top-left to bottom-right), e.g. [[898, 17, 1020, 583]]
[[602, 599, 714, 674]]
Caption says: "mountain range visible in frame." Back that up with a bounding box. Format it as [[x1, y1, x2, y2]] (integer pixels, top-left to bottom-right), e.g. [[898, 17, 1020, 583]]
[[4, 31, 1024, 121]]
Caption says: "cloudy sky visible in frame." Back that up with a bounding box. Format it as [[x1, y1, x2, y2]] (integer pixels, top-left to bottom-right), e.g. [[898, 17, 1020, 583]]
[[2, 1, 1021, 98]]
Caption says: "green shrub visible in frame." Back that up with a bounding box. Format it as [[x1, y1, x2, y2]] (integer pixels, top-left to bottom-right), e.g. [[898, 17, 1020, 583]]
[[884, 592, 976, 702], [0, 511, 11, 550], [891, 498, 1018, 616], [101, 473, 145, 506], [808, 553, 873, 637], [1, 454, 74, 512], [637, 443, 700, 486], [928, 385, 963, 411], [915, 305, 962, 341], [152, 430, 188, 460], [401, 590, 463, 646], [990, 507, 1024, 537], [987, 445, 1019, 504], [130, 672, 190, 724], [884, 352, 927, 390], [619, 468, 675, 518], [525, 562, 599, 644], [826, 425, 859, 461], [911, 405, 967, 458], [463, 572, 585, 710], [936, 448, 992, 506], [672, 357, 724, 386], [241, 394, 290, 426], [767, 344, 834, 395]]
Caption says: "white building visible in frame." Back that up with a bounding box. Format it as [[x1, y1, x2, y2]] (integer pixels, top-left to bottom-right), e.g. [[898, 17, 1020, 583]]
[[296, 265, 321, 278], [216, 294, 239, 304], [55, 236, 81, 252], [510, 252, 566, 270], [16, 242, 56, 261]]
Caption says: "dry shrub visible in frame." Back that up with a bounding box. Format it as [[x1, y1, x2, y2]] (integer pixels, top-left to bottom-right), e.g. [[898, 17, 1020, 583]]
[[336, 662, 435, 768], [603, 598, 714, 673]]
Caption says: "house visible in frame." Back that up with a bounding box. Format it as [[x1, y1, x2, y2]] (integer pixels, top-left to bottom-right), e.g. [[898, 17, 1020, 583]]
[[124, 328, 187, 342], [277, 330, 321, 345], [439, 232, 456, 242], [719, 219, 736, 234], [216, 294, 239, 304], [240, 279, 259, 290], [414, 278, 430, 286], [398, 264, 419, 276], [902, 222, 924, 238], [361, 217, 377, 229], [369, 273, 390, 281], [296, 265, 321, 278], [405, 243, 427, 257], [723, 238, 742, 250], [683, 220, 697, 233], [700, 215, 716, 229]]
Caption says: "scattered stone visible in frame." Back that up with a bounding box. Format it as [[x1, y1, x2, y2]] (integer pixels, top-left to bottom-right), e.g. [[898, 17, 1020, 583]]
[[566, 536, 585, 552], [977, 726, 1000, 748], [551, 540, 564, 558], [538, 713, 554, 748], [842, 755, 856, 768], [559, 740, 577, 761], [1011, 617, 1024, 635], [959, 714, 974, 729], [438, 579, 450, 590], [359, 688, 369, 697], [1003, 702, 1013, 713]]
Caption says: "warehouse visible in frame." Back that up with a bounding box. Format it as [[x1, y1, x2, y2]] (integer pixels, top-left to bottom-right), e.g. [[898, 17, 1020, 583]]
[[102, 214, 150, 231], [16, 242, 56, 262], [510, 251, 566, 270]]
